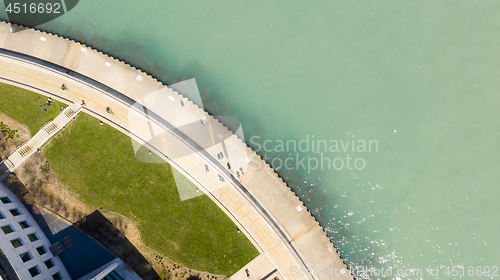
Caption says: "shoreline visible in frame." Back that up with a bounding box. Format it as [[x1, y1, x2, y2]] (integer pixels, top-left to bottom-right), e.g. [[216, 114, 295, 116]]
[[0, 21, 353, 280]]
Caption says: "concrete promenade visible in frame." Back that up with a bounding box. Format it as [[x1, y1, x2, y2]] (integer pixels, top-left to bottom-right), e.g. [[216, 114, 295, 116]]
[[0, 22, 353, 280]]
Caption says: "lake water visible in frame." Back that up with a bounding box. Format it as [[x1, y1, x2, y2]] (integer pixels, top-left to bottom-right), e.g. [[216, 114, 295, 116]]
[[2, 1, 499, 278]]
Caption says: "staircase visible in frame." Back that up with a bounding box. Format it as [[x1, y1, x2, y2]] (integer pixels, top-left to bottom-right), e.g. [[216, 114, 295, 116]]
[[18, 145, 33, 157], [0, 159, 14, 181], [63, 107, 77, 118], [43, 122, 58, 135], [2, 103, 82, 177]]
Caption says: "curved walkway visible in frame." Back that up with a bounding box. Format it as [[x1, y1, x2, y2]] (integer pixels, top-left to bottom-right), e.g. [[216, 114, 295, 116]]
[[0, 22, 352, 280]]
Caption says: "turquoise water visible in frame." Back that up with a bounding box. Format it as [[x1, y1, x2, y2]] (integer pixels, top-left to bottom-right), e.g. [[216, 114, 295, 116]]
[[2, 1, 500, 277]]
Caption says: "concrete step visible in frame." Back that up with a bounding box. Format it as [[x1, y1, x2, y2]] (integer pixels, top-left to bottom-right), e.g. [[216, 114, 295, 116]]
[[63, 107, 76, 118], [43, 122, 58, 135], [18, 145, 33, 157]]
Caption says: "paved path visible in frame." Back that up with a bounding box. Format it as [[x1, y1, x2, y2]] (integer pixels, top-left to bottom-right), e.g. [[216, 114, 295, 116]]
[[0, 22, 353, 280], [0, 103, 81, 181], [231, 253, 278, 280]]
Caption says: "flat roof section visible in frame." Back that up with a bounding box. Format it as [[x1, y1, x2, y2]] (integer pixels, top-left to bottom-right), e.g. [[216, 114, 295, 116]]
[[30, 208, 115, 279]]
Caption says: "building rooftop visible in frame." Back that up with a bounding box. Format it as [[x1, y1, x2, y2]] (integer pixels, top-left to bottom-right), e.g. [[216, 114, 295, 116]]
[[0, 181, 70, 280]]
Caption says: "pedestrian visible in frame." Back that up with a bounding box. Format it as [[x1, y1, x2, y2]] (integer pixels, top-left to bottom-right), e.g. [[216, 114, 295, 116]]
[[81, 100, 86, 106]]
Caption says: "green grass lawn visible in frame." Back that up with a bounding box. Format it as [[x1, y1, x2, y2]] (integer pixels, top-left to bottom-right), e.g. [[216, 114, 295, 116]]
[[44, 113, 258, 275], [0, 83, 65, 136]]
